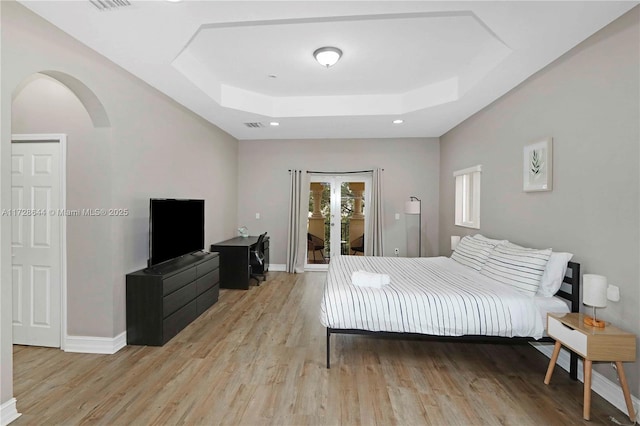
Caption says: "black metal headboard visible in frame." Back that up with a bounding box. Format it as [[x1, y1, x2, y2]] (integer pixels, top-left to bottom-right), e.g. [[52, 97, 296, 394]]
[[556, 261, 580, 313]]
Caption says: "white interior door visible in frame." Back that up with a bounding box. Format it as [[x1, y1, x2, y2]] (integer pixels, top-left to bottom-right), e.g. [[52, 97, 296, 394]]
[[11, 136, 64, 347]]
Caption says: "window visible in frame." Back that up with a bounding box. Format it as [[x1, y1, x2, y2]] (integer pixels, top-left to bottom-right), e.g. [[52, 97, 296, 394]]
[[454, 165, 481, 229]]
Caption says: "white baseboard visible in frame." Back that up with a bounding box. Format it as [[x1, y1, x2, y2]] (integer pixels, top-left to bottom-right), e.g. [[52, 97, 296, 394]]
[[64, 331, 126, 354], [304, 264, 328, 272], [268, 264, 286, 272], [1, 398, 20, 426], [531, 342, 639, 419]]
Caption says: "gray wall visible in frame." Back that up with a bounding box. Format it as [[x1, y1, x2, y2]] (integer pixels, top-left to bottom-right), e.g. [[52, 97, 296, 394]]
[[11, 75, 115, 337], [238, 138, 440, 262], [1, 0, 238, 405], [440, 7, 639, 396]]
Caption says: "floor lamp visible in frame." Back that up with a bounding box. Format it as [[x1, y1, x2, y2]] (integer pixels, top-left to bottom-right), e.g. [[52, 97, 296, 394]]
[[405, 196, 421, 257]]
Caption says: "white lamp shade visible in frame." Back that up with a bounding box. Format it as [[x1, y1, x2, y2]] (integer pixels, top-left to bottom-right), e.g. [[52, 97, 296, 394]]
[[451, 236, 461, 251], [583, 274, 608, 308], [404, 200, 420, 215]]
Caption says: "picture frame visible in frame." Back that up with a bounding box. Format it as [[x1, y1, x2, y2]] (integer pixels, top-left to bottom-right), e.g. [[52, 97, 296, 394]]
[[523, 137, 553, 192]]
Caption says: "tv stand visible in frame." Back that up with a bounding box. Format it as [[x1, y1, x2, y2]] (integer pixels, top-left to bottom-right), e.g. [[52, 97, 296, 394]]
[[126, 251, 220, 346], [145, 250, 209, 273]]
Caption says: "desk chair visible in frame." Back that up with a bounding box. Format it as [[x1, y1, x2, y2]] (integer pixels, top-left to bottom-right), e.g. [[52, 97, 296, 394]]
[[249, 232, 267, 285], [350, 234, 364, 255]]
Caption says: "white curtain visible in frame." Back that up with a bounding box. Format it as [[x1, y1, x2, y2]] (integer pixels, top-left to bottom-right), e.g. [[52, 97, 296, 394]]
[[286, 170, 309, 273], [365, 167, 385, 256]]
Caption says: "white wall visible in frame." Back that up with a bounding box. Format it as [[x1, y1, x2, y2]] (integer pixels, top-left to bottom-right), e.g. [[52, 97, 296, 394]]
[[238, 138, 440, 262], [1, 0, 238, 407], [440, 7, 639, 396]]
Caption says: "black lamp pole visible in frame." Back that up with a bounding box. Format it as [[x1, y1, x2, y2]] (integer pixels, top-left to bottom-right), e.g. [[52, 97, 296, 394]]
[[409, 196, 421, 257]]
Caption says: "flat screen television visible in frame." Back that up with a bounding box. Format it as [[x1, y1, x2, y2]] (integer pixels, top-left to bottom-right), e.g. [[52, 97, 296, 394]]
[[149, 198, 204, 266]]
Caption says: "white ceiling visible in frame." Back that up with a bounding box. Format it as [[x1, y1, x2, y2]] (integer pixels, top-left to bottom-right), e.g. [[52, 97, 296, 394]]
[[18, 1, 638, 140]]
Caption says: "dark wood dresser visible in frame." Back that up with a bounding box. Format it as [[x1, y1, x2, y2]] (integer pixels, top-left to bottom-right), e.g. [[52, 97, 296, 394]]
[[126, 251, 219, 346]]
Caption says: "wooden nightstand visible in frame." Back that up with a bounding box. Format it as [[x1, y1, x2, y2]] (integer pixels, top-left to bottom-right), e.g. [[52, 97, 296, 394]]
[[544, 312, 636, 421]]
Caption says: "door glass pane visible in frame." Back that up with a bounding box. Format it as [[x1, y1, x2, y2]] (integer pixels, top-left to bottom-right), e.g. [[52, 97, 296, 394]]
[[307, 177, 368, 267], [308, 182, 329, 264], [344, 181, 365, 256]]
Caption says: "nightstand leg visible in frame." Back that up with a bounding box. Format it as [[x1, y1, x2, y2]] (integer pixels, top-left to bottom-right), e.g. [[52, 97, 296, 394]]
[[615, 361, 636, 421], [544, 341, 562, 385], [583, 359, 592, 421]]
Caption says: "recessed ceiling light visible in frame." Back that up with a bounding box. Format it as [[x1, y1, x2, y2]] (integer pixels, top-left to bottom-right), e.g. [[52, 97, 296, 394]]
[[313, 47, 342, 68], [270, 122, 280, 126], [166, 0, 182, 2], [393, 119, 404, 124]]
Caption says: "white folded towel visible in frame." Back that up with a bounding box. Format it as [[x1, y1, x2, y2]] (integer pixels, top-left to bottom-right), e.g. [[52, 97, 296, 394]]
[[351, 270, 391, 288]]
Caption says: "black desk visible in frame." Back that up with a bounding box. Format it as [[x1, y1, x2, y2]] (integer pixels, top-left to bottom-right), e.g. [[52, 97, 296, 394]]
[[210, 235, 269, 290]]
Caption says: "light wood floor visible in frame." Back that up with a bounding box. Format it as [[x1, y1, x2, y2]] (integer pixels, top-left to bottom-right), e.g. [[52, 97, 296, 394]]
[[13, 271, 621, 425]]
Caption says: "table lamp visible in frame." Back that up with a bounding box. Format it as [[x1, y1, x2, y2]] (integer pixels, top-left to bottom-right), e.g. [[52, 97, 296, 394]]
[[583, 274, 607, 328]]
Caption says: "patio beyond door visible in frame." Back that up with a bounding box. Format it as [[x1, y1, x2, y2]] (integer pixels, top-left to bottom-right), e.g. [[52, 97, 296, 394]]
[[306, 174, 370, 270]]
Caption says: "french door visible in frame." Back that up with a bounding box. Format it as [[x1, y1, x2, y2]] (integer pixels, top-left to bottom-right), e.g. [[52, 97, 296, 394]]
[[306, 174, 371, 270]]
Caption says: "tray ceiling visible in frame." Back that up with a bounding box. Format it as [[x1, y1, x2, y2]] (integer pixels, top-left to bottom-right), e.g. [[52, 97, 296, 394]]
[[18, 1, 637, 139]]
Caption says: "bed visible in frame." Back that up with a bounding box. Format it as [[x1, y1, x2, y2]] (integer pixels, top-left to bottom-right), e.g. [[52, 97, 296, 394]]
[[320, 240, 581, 379]]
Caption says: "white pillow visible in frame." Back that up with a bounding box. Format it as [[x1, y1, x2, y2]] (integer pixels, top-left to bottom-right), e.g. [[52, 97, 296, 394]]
[[451, 236, 497, 271], [473, 234, 508, 246], [537, 252, 574, 297], [480, 244, 552, 297]]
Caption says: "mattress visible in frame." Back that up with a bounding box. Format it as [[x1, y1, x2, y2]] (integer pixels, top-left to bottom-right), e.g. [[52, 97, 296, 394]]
[[535, 295, 570, 331], [320, 255, 569, 340]]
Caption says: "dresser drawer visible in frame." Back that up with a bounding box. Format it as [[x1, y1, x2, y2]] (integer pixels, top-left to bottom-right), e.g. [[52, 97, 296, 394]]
[[196, 284, 219, 315], [548, 315, 587, 356], [163, 281, 197, 317], [196, 269, 219, 295], [197, 256, 219, 277], [163, 300, 197, 344], [163, 268, 197, 296]]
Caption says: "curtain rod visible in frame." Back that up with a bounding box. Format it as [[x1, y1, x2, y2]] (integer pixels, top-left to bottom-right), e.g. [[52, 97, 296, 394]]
[[288, 169, 383, 174]]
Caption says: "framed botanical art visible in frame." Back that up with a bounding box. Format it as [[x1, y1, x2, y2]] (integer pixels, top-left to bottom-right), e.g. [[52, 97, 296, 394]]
[[523, 137, 553, 192]]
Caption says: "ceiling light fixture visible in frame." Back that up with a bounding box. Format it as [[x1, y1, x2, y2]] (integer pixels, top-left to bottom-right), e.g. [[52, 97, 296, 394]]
[[270, 122, 280, 126], [313, 47, 342, 68], [393, 119, 404, 124]]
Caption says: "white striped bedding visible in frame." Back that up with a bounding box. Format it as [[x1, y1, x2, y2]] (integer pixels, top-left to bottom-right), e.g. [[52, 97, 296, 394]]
[[320, 255, 554, 340]]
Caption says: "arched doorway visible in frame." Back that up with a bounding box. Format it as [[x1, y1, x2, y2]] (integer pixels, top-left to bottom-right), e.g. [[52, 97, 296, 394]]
[[11, 71, 110, 350]]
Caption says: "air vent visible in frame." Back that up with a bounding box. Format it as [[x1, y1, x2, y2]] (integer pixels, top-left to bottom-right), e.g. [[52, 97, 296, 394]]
[[89, 0, 131, 12], [243, 122, 265, 128]]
